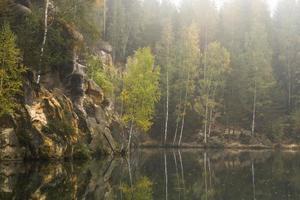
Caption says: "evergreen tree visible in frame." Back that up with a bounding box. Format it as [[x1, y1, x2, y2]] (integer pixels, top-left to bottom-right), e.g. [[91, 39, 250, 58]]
[[0, 23, 26, 117]]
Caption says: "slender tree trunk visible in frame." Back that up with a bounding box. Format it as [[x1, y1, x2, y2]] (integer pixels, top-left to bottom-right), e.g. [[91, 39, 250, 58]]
[[203, 26, 208, 144], [173, 119, 179, 145], [178, 112, 186, 146], [287, 60, 292, 113], [38, 0, 50, 83], [164, 151, 168, 200], [127, 121, 133, 151], [208, 108, 213, 138], [103, 0, 106, 35], [164, 70, 169, 145], [251, 77, 257, 136], [178, 73, 189, 146], [204, 99, 209, 143], [208, 87, 217, 138], [173, 91, 182, 145]]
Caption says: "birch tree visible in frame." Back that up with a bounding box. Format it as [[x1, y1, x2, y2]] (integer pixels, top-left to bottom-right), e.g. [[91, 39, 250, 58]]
[[177, 24, 200, 146], [197, 42, 230, 143], [121, 48, 160, 150], [243, 21, 273, 136], [156, 21, 174, 145], [37, 0, 50, 84]]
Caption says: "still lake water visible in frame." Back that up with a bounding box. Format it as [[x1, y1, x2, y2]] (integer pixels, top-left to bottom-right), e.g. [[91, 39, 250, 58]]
[[1, 149, 300, 200]]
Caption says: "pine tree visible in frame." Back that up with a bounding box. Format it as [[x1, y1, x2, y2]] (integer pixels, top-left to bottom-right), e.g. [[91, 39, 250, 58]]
[[0, 23, 26, 117]]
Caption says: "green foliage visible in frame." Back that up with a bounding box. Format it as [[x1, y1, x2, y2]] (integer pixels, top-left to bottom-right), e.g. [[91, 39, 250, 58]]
[[268, 118, 286, 141], [120, 177, 153, 200], [42, 118, 75, 137], [87, 55, 114, 94], [0, 23, 26, 117], [122, 48, 160, 131], [197, 42, 231, 120], [55, 0, 104, 44]]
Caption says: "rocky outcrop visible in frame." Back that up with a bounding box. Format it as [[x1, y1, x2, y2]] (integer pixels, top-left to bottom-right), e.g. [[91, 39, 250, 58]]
[[0, 0, 125, 161], [0, 81, 124, 161]]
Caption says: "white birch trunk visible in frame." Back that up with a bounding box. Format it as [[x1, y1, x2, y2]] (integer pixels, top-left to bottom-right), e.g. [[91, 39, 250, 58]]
[[127, 122, 133, 151], [208, 108, 213, 138], [178, 73, 189, 146], [208, 86, 217, 138], [173, 119, 179, 145], [38, 0, 50, 83], [204, 99, 209, 143], [251, 77, 257, 136], [287, 60, 292, 112], [173, 92, 182, 145], [164, 70, 169, 145], [103, 0, 106, 35], [203, 30, 208, 143], [178, 100, 186, 146]]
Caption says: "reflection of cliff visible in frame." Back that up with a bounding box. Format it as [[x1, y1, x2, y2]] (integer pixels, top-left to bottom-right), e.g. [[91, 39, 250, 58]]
[[0, 158, 121, 199]]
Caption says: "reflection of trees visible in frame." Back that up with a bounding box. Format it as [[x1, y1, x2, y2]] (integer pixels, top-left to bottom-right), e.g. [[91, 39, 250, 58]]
[[251, 161, 256, 200], [3, 151, 300, 199], [120, 176, 153, 200], [172, 150, 186, 200], [164, 151, 168, 200]]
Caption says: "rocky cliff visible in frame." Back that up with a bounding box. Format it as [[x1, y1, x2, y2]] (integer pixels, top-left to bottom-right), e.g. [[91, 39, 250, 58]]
[[0, 0, 126, 161]]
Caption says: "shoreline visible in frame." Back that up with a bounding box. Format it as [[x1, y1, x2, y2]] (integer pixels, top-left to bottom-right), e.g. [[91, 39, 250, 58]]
[[139, 143, 300, 150]]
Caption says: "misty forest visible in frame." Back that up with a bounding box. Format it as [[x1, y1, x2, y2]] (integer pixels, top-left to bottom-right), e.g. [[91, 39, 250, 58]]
[[2, 0, 300, 199]]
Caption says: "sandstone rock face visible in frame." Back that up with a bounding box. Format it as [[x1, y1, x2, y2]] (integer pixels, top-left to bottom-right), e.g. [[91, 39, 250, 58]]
[[0, 1, 125, 160], [0, 83, 124, 161], [17, 88, 80, 160]]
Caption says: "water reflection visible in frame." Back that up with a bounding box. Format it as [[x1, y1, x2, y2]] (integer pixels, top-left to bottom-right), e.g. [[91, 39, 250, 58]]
[[1, 150, 300, 199]]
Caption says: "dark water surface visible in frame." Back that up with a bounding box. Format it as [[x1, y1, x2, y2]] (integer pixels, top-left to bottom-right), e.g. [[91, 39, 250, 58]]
[[1, 149, 300, 200]]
